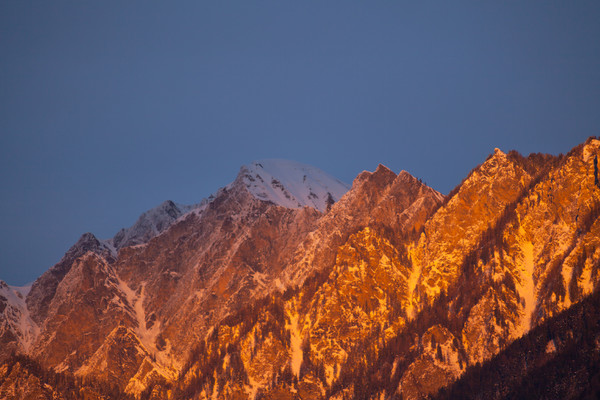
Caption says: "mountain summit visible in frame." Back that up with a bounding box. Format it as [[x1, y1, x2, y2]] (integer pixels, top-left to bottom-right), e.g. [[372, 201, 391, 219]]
[[235, 159, 350, 212]]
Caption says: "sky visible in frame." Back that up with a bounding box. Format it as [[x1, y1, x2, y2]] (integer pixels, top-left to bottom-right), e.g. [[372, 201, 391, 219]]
[[1, 1, 599, 285]]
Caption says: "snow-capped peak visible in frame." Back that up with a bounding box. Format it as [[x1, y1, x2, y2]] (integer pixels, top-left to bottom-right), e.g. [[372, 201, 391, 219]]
[[110, 200, 198, 249], [236, 159, 350, 212]]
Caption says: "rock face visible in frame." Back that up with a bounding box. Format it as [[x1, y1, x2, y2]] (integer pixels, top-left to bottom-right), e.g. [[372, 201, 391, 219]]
[[1, 142, 600, 399], [27, 232, 117, 325]]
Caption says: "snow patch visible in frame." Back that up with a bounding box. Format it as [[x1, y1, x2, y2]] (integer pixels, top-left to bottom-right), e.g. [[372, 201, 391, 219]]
[[10, 283, 33, 297], [406, 244, 421, 319], [245, 374, 261, 400], [115, 279, 162, 358], [582, 139, 600, 162], [580, 256, 596, 296], [99, 239, 118, 259], [237, 159, 350, 212], [0, 281, 39, 352], [274, 278, 285, 292], [515, 228, 537, 337], [285, 306, 303, 377]]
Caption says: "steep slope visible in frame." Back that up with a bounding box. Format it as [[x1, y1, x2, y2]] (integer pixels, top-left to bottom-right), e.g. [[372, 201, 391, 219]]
[[283, 165, 444, 287], [410, 148, 535, 307], [107, 177, 323, 394], [32, 253, 135, 371], [179, 140, 597, 400], [0, 282, 38, 361], [455, 138, 600, 368], [26, 232, 117, 325], [373, 151, 566, 398], [357, 140, 600, 399], [171, 167, 445, 399], [26, 199, 204, 332], [5, 159, 346, 396], [434, 288, 600, 400]]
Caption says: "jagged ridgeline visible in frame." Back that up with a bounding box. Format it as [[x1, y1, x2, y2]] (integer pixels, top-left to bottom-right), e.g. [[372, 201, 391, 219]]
[[1, 139, 600, 399]]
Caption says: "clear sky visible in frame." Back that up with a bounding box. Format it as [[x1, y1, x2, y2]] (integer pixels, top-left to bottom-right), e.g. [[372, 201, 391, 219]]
[[1, 1, 599, 285]]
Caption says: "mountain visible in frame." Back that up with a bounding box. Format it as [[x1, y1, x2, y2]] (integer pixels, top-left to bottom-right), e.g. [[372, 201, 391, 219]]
[[1, 159, 352, 397], [1, 142, 600, 399], [237, 159, 350, 213]]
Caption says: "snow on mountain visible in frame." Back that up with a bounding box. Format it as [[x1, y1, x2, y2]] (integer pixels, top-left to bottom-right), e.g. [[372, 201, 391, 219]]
[[10, 283, 33, 298], [32, 159, 346, 269], [110, 200, 199, 249], [0, 281, 39, 355], [235, 159, 350, 212]]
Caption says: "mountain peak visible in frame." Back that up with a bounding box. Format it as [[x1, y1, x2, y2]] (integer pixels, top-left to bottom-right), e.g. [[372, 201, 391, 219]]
[[354, 163, 397, 189], [110, 200, 196, 249], [65, 232, 114, 261], [236, 159, 350, 212], [394, 170, 445, 201], [375, 163, 394, 174]]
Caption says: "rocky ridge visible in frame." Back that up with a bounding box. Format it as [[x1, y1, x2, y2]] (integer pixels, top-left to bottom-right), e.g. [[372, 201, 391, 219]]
[[1, 141, 600, 399]]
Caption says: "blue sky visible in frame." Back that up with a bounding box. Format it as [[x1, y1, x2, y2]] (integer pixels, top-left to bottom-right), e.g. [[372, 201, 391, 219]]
[[1, 1, 599, 285]]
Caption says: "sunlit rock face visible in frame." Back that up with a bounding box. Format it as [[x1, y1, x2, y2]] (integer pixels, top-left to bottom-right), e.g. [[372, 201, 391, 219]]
[[455, 139, 600, 369], [397, 324, 465, 400], [410, 148, 534, 305], [171, 166, 444, 399], [282, 165, 443, 288], [2, 139, 600, 399]]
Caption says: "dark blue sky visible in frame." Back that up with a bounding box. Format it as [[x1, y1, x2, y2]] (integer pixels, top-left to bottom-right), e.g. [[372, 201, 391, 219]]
[[1, 2, 599, 285]]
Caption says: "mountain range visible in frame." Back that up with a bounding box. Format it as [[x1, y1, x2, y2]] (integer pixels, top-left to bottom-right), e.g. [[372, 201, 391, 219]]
[[1, 138, 600, 399]]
